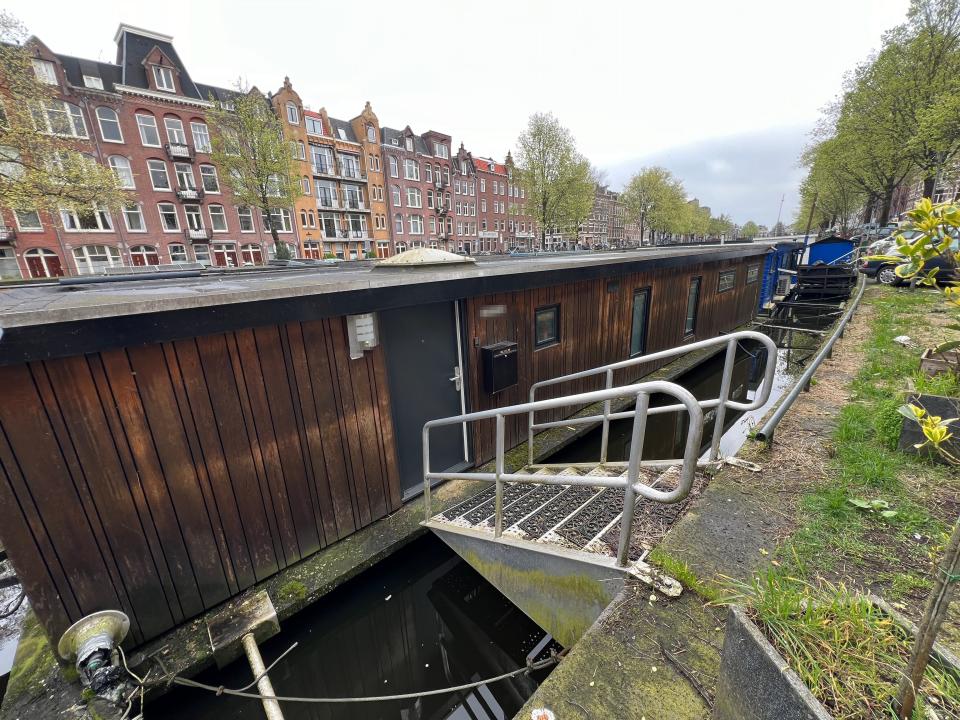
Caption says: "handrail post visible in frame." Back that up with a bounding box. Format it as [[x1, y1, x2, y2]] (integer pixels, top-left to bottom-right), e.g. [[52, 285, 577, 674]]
[[617, 391, 650, 567], [495, 414, 505, 538], [600, 369, 613, 463], [422, 425, 431, 519], [709, 337, 738, 462], [528, 387, 536, 467]]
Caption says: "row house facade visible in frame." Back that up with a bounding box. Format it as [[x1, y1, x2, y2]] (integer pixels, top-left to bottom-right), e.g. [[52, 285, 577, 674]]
[[271, 78, 390, 260], [1, 25, 299, 279], [578, 186, 626, 249], [381, 126, 454, 253]]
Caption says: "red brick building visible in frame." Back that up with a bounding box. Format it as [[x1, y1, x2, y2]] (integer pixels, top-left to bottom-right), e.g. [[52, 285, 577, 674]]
[[381, 126, 453, 252], [1, 25, 297, 278]]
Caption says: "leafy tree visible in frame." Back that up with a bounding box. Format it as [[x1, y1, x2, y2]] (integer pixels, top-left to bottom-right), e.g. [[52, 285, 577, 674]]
[[0, 12, 125, 215], [207, 83, 300, 259], [621, 166, 682, 244], [740, 221, 760, 239], [708, 213, 734, 239], [514, 113, 596, 247]]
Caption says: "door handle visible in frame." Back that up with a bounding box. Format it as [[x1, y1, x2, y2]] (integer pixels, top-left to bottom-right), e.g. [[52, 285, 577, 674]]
[[449, 366, 462, 392]]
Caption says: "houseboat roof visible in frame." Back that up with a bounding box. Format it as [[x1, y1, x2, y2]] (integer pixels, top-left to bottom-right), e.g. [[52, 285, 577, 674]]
[[0, 244, 778, 364]]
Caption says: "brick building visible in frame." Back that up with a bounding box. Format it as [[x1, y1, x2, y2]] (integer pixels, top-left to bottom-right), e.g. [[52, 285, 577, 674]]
[[381, 126, 453, 252], [453, 144, 478, 252], [1, 25, 298, 279], [504, 152, 536, 250]]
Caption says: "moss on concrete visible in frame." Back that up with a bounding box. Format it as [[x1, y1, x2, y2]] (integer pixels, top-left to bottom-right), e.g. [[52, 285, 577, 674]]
[[275, 580, 308, 605]]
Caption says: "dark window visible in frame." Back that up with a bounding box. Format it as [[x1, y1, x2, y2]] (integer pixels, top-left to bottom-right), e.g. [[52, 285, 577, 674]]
[[535, 305, 560, 348], [718, 269, 736, 292], [630, 288, 650, 357], [746, 263, 760, 284], [684, 277, 701, 336]]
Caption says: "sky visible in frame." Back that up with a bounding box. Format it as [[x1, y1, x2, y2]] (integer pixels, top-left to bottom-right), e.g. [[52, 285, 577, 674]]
[[8, 0, 911, 225]]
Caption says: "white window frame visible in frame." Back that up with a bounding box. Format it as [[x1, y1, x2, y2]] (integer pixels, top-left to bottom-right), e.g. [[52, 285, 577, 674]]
[[96, 107, 123, 143], [174, 162, 196, 190], [122, 203, 146, 232], [14, 209, 42, 231], [60, 205, 113, 232], [73, 245, 122, 275], [147, 159, 171, 191], [39, 100, 87, 138], [137, 114, 161, 147], [84, 75, 104, 90], [208, 205, 228, 232], [404, 159, 419, 181], [32, 59, 57, 85], [286, 103, 299, 125], [169, 243, 188, 262], [409, 215, 424, 235], [153, 66, 175, 92], [406, 187, 422, 208], [164, 117, 187, 145], [199, 164, 220, 193], [157, 202, 180, 232], [190, 122, 211, 153], [109, 155, 135, 189], [237, 207, 255, 232]]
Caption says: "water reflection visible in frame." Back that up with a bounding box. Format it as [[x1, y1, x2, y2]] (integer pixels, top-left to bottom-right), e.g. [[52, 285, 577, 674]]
[[149, 536, 558, 720]]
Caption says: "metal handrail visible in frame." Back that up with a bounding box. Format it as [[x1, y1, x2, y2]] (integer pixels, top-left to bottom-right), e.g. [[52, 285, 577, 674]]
[[423, 380, 703, 567], [528, 330, 778, 465]]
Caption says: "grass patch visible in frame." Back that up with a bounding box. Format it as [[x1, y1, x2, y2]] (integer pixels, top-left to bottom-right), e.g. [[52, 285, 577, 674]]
[[647, 548, 721, 603], [725, 572, 960, 720]]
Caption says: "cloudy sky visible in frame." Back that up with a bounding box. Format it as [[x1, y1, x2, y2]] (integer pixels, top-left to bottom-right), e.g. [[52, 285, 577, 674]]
[[9, 0, 910, 224]]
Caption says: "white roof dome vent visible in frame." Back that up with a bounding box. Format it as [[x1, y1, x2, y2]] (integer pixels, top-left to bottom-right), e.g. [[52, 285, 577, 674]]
[[375, 248, 476, 268]]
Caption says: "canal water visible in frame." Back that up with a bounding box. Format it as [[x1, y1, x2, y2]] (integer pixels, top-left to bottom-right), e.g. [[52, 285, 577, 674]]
[[148, 534, 560, 720], [545, 341, 797, 465]]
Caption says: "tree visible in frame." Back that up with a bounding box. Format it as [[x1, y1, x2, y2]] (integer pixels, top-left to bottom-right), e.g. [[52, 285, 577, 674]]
[[207, 82, 300, 259], [740, 221, 760, 239], [0, 12, 125, 215], [621, 167, 684, 245], [708, 213, 734, 239], [514, 113, 596, 247]]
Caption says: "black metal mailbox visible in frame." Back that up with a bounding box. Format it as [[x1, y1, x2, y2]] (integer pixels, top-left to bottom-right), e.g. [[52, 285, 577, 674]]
[[481, 341, 518, 394]]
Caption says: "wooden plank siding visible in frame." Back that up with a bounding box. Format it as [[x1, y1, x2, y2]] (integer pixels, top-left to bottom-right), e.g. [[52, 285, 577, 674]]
[[465, 256, 762, 465], [0, 316, 401, 646]]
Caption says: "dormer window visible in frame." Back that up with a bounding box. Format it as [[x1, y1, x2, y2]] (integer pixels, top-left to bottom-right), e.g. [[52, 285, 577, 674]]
[[153, 66, 175, 92], [286, 103, 299, 125], [405, 137, 413, 152], [366, 125, 375, 142], [32, 59, 57, 85], [83, 75, 104, 90]]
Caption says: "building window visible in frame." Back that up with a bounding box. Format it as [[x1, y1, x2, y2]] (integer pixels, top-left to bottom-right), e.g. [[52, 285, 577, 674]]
[[60, 205, 112, 231], [391, 185, 401, 206], [32, 59, 57, 84], [73, 245, 122, 275], [394, 213, 403, 234], [341, 154, 361, 179], [164, 117, 187, 145], [237, 206, 254, 232], [122, 203, 146, 231], [303, 241, 322, 259], [409, 215, 423, 234], [193, 243, 211, 264], [261, 208, 293, 232], [535, 305, 560, 348], [404, 159, 419, 181], [241, 243, 264, 265], [157, 202, 180, 231], [746, 264, 760, 284], [404, 137, 413, 151], [366, 125, 376, 142], [174, 163, 195, 190], [209, 205, 228, 231], [136, 114, 161, 147], [389, 156, 399, 178], [129, 245, 159, 266], [147, 159, 171, 190], [286, 103, 299, 125], [630, 288, 650, 357], [191, 122, 211, 153], [199, 165, 220, 192], [38, 100, 87, 137], [301, 176, 311, 195], [319, 212, 336, 237], [96, 107, 123, 142], [169, 243, 188, 262], [480, 178, 486, 192], [108, 156, 135, 188], [14, 210, 42, 231], [306, 116, 324, 135], [311, 146, 335, 175], [718, 269, 736, 293], [684, 277, 701, 335], [153, 66, 175, 92], [406, 187, 422, 208]]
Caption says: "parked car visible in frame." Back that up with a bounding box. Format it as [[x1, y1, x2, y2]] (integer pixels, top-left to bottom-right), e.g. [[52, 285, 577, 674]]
[[859, 235, 959, 285]]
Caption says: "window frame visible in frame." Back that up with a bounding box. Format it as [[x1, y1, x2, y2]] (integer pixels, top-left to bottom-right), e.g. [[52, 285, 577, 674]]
[[629, 288, 651, 357], [534, 304, 561, 349], [147, 159, 171, 191], [136, 114, 161, 147], [190, 122, 211, 153], [746, 263, 760, 284], [684, 276, 701, 336], [153, 66, 175, 92], [208, 205, 228, 232], [96, 106, 123, 143], [157, 202, 180, 232], [164, 116, 187, 145], [109, 155, 135, 189], [122, 203, 146, 232], [717, 269, 737, 293], [199, 164, 220, 193], [14, 209, 42, 231]]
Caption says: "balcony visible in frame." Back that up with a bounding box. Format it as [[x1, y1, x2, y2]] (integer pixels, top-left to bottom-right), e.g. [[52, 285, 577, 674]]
[[184, 227, 212, 242], [312, 163, 337, 177], [340, 230, 369, 241], [176, 187, 205, 202], [0, 226, 16, 243], [342, 198, 368, 211], [437, 205, 450, 216], [317, 197, 340, 210], [339, 167, 366, 181], [165, 142, 195, 161]]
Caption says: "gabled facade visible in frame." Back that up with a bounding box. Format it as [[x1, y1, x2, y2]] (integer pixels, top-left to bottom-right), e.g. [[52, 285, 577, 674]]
[[381, 126, 453, 252], [0, 25, 297, 279]]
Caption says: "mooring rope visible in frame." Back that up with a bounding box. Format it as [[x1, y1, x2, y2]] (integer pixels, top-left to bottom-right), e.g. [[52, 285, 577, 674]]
[[163, 653, 560, 704]]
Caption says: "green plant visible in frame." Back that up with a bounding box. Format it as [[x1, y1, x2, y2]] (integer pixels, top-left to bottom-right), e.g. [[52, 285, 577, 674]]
[[848, 497, 899, 520], [898, 403, 959, 465]]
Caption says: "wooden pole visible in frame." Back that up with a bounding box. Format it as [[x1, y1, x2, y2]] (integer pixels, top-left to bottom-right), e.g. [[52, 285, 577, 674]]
[[894, 516, 960, 719]]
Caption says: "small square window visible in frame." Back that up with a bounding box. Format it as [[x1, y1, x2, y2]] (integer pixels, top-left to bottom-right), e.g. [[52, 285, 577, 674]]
[[153, 66, 175, 92], [83, 75, 104, 90], [535, 305, 560, 348], [718, 269, 736, 293], [746, 264, 760, 284]]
